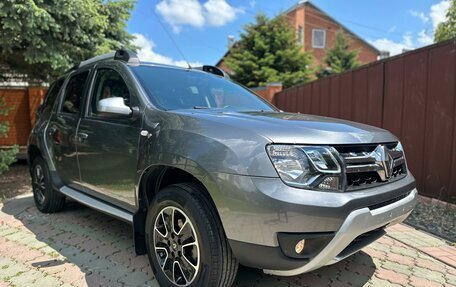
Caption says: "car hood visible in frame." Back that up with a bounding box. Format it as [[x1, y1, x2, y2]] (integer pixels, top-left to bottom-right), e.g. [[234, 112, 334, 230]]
[[173, 110, 398, 145]]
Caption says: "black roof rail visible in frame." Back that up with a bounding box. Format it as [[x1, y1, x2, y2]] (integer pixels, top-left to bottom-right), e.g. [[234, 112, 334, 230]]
[[114, 49, 140, 65], [74, 49, 139, 70], [194, 65, 230, 79]]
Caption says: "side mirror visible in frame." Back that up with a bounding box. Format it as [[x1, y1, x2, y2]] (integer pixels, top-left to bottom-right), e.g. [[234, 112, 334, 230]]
[[97, 97, 131, 117]]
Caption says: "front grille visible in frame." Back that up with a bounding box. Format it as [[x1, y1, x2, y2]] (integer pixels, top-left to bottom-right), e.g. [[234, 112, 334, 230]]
[[346, 172, 381, 188], [335, 142, 407, 191], [392, 165, 406, 178]]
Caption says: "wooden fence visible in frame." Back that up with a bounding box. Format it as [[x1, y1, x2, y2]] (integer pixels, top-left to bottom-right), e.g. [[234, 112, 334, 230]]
[[274, 38, 456, 203], [0, 87, 47, 147]]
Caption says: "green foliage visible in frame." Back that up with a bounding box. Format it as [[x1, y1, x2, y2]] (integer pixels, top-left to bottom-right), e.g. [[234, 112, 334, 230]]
[[225, 13, 313, 88], [0, 96, 18, 174], [0, 0, 136, 81], [435, 0, 456, 42], [317, 30, 359, 78]]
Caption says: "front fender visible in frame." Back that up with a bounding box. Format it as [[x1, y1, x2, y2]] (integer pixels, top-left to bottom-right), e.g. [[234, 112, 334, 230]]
[[140, 110, 277, 177]]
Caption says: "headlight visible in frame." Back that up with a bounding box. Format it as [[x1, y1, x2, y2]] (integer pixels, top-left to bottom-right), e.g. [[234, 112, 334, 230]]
[[266, 145, 342, 191]]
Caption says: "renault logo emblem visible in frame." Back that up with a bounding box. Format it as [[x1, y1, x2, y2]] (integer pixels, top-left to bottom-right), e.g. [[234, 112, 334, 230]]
[[371, 145, 394, 181]]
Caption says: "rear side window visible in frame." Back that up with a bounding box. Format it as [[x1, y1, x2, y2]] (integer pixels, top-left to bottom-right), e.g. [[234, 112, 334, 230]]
[[42, 79, 64, 110], [61, 72, 89, 114]]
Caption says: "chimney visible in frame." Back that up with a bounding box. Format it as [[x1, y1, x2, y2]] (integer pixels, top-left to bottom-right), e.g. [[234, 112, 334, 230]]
[[379, 51, 390, 60], [228, 35, 235, 49]]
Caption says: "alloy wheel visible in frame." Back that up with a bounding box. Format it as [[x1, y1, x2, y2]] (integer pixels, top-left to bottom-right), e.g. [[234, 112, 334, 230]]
[[33, 164, 46, 205], [154, 206, 200, 286]]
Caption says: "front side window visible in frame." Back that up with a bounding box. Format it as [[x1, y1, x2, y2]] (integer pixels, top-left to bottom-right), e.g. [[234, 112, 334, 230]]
[[130, 66, 275, 112], [89, 69, 130, 116], [61, 72, 89, 114], [312, 29, 326, 49]]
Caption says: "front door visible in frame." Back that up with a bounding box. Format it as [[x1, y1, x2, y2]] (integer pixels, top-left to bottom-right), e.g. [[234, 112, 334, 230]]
[[76, 66, 141, 210], [47, 70, 90, 187]]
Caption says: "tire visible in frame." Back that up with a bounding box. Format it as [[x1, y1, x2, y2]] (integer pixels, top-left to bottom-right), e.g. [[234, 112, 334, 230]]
[[145, 183, 238, 287], [31, 156, 65, 213]]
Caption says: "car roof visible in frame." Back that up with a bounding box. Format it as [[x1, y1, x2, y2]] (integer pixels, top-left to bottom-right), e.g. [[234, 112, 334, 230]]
[[65, 49, 228, 79]]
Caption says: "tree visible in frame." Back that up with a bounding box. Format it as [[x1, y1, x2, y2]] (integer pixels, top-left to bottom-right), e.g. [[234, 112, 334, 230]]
[[0, 0, 136, 82], [435, 0, 456, 42], [0, 96, 18, 174], [225, 14, 313, 88], [317, 30, 359, 78]]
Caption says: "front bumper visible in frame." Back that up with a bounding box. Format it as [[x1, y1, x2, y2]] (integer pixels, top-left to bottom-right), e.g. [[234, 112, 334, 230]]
[[212, 172, 416, 247], [263, 188, 417, 276]]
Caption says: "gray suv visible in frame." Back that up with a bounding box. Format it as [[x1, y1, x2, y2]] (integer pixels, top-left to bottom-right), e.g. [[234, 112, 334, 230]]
[[28, 50, 417, 287]]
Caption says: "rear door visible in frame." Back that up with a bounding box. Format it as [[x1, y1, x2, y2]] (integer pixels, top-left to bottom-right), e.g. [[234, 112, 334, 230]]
[[76, 63, 142, 210], [47, 70, 90, 187], [34, 78, 64, 134]]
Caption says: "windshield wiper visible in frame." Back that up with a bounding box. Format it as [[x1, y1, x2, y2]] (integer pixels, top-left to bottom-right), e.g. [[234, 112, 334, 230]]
[[193, 106, 211, 109]]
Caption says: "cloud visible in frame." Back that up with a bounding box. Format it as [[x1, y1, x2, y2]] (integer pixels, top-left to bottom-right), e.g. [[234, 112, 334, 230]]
[[371, 1, 450, 56], [417, 30, 433, 46], [369, 33, 414, 56], [388, 25, 397, 33], [409, 10, 430, 23], [204, 0, 244, 26], [132, 34, 202, 67], [156, 0, 205, 33], [430, 0, 451, 28], [156, 0, 243, 33], [409, 1, 450, 30]]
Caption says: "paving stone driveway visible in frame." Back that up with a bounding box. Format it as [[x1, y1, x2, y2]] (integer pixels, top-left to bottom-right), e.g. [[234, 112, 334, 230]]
[[0, 195, 455, 287]]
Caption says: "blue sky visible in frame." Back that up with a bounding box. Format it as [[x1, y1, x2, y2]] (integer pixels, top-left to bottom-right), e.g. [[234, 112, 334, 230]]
[[127, 0, 451, 67]]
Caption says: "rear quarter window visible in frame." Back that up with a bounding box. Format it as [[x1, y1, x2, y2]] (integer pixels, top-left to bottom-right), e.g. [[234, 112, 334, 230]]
[[42, 78, 64, 111]]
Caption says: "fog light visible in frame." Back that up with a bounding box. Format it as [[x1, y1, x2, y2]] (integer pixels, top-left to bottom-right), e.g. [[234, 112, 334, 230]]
[[295, 239, 306, 254], [318, 176, 339, 190]]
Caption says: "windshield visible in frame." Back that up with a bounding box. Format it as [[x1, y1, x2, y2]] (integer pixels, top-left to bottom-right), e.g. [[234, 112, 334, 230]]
[[130, 66, 276, 112]]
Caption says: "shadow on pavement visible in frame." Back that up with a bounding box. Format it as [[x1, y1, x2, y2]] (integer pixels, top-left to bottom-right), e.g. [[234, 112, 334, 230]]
[[2, 195, 376, 286]]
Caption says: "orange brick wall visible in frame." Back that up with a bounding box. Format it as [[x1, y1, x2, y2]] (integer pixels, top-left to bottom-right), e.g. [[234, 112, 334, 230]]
[[217, 59, 231, 75], [299, 5, 379, 67], [27, 88, 47, 127], [253, 83, 283, 103], [217, 4, 379, 74], [0, 88, 46, 146]]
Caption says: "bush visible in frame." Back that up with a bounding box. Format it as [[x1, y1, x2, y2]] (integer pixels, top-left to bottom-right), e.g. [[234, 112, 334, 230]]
[[0, 96, 18, 174]]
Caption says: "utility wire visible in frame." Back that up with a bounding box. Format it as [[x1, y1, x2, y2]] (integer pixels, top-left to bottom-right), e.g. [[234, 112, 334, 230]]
[[242, 7, 380, 44], [244, 3, 404, 38], [336, 17, 404, 36], [152, 9, 192, 69], [177, 33, 227, 54], [150, 2, 396, 63]]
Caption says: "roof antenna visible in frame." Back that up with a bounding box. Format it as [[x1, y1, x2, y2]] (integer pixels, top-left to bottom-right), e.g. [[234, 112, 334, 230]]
[[152, 10, 192, 69]]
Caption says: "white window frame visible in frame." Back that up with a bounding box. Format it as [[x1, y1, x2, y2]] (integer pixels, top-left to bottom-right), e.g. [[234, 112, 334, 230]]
[[312, 29, 326, 49], [298, 25, 304, 45]]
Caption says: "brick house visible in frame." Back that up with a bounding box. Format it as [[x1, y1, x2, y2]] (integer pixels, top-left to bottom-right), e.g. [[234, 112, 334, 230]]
[[217, 0, 380, 73]]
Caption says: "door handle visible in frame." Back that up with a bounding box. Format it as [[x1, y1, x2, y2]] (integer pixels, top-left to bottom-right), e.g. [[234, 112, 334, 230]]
[[48, 126, 57, 134], [77, 132, 89, 142], [48, 126, 61, 145]]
